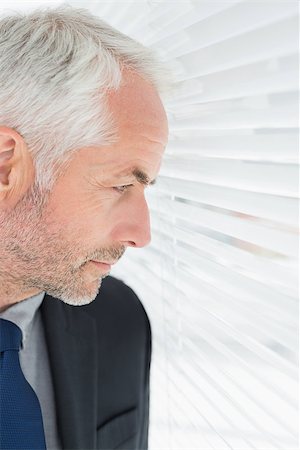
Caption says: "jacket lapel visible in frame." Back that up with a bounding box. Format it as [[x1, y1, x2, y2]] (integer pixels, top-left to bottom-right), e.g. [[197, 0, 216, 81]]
[[41, 294, 98, 450]]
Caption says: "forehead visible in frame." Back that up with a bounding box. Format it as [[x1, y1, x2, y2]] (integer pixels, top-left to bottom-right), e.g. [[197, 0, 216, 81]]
[[107, 69, 169, 144], [70, 70, 168, 182], [83, 70, 169, 179]]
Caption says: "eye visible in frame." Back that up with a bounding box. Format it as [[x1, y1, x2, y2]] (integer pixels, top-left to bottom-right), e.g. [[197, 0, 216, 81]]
[[113, 184, 134, 194]]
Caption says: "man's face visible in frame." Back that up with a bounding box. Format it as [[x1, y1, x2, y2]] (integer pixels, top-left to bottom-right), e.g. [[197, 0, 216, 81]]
[[0, 71, 168, 306]]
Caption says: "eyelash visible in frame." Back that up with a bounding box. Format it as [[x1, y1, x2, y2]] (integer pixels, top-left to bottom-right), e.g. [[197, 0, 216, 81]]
[[113, 184, 134, 194]]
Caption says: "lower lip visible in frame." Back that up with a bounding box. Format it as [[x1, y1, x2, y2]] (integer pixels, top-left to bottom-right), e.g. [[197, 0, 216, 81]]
[[90, 261, 112, 270]]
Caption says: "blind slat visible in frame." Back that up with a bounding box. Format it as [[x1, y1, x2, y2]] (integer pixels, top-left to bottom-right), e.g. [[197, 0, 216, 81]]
[[149, 199, 298, 257], [158, 158, 298, 196], [166, 133, 298, 163], [168, 16, 298, 75], [150, 177, 298, 225]]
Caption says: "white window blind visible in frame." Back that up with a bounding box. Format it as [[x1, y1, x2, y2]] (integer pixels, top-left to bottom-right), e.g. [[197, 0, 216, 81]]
[[2, 1, 297, 449], [106, 2, 299, 449]]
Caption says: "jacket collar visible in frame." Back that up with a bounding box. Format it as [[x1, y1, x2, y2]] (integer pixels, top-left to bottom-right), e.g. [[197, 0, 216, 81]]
[[41, 294, 98, 450]]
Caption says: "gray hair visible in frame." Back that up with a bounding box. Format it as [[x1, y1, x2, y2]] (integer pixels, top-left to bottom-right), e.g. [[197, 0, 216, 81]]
[[0, 3, 173, 194]]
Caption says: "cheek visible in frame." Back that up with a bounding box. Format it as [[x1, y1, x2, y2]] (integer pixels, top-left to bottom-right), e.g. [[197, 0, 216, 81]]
[[70, 202, 115, 243], [84, 200, 130, 243], [45, 183, 124, 242], [46, 192, 98, 229]]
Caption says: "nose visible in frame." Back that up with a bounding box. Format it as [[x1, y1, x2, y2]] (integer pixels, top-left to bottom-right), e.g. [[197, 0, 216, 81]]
[[112, 192, 151, 248]]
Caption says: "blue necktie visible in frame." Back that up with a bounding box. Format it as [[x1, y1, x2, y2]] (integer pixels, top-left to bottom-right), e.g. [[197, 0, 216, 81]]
[[0, 318, 47, 449]]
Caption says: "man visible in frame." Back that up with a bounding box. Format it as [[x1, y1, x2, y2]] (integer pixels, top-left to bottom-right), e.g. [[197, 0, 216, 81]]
[[0, 5, 170, 450]]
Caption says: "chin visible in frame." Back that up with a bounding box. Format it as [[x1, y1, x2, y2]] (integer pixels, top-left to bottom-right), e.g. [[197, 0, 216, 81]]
[[60, 296, 96, 307], [49, 277, 103, 307]]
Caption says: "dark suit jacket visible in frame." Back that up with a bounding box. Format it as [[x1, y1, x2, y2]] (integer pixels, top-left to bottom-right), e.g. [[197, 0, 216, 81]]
[[40, 275, 152, 450]]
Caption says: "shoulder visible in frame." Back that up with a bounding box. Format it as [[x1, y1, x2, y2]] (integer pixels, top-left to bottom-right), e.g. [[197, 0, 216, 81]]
[[42, 276, 151, 350], [83, 275, 148, 318], [82, 275, 151, 342]]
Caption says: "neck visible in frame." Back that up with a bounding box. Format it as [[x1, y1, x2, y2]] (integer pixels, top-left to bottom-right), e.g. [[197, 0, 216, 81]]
[[0, 274, 42, 312]]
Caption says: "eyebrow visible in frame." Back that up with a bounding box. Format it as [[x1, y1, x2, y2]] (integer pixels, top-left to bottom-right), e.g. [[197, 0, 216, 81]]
[[119, 168, 157, 186]]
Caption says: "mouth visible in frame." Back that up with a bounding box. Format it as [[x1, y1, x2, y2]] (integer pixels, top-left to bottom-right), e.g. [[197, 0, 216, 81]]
[[90, 261, 113, 271]]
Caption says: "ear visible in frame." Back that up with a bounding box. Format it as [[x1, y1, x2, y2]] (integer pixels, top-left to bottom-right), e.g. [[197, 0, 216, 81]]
[[0, 126, 35, 209]]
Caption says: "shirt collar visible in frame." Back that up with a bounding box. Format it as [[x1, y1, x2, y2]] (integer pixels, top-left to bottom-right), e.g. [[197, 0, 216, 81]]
[[0, 291, 45, 349]]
